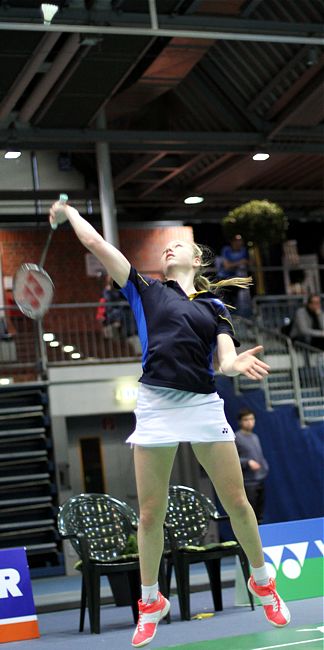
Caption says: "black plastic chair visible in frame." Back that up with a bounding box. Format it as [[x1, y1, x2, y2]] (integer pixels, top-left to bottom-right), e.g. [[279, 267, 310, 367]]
[[58, 493, 169, 633], [164, 485, 254, 620]]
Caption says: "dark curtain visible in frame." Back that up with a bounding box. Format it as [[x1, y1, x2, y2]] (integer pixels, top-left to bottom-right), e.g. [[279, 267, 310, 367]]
[[215, 376, 324, 525]]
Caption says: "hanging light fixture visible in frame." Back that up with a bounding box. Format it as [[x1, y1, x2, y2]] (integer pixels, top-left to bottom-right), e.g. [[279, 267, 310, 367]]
[[184, 196, 204, 205], [4, 151, 21, 159], [252, 153, 270, 161]]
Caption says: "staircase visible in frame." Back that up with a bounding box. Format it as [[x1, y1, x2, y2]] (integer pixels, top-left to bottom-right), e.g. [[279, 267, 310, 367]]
[[267, 371, 295, 406], [0, 383, 64, 576], [233, 316, 324, 425], [300, 388, 324, 421]]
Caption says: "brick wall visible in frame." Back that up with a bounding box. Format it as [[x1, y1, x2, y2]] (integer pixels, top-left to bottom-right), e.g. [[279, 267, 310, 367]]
[[1, 224, 193, 304], [119, 226, 193, 278]]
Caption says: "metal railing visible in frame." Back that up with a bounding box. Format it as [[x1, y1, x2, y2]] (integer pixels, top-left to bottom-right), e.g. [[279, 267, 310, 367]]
[[1, 303, 323, 424], [0, 302, 142, 381], [232, 315, 324, 425], [253, 293, 324, 331]]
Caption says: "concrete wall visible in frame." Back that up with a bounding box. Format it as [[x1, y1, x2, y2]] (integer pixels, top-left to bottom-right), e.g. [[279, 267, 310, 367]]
[[48, 362, 141, 574]]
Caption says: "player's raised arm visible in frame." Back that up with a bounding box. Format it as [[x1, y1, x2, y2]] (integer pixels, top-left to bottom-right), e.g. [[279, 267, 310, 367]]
[[49, 202, 130, 288]]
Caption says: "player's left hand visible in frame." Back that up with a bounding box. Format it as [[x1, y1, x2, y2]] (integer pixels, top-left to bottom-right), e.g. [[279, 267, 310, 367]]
[[233, 345, 270, 380]]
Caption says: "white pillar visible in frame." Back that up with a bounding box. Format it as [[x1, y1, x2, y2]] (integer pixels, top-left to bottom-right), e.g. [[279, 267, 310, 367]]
[[95, 109, 119, 246]]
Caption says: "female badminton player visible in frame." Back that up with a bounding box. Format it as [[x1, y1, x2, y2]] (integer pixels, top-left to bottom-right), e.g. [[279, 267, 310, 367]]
[[49, 201, 290, 647]]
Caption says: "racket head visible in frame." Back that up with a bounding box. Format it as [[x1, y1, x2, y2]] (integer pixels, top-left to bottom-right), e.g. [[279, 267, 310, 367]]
[[13, 263, 54, 319]]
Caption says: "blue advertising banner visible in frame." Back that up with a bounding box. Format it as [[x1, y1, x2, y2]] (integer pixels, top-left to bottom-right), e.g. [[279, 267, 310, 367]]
[[0, 547, 39, 642], [235, 517, 324, 605], [259, 517, 324, 600]]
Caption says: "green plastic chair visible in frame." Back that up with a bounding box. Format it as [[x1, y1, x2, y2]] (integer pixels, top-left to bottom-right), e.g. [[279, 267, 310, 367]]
[[165, 485, 254, 620]]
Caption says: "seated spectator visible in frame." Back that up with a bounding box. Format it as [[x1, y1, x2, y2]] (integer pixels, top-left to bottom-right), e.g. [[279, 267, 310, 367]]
[[218, 234, 252, 317], [289, 294, 324, 350]]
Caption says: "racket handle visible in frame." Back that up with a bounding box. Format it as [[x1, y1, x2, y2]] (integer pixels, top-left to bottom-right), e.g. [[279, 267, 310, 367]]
[[51, 193, 69, 230]]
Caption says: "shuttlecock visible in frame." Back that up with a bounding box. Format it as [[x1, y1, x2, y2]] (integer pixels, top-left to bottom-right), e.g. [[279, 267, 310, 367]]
[[41, 3, 59, 25]]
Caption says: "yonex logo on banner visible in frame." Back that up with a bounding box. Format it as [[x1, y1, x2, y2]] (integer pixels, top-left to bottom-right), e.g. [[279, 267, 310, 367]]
[[0, 547, 39, 643], [259, 517, 324, 601], [263, 541, 324, 579]]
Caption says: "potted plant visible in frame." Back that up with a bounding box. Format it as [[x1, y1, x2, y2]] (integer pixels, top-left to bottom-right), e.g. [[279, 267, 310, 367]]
[[222, 200, 288, 294]]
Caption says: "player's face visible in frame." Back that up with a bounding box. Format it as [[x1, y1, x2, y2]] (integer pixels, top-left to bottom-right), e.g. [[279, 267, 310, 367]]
[[161, 241, 200, 275]]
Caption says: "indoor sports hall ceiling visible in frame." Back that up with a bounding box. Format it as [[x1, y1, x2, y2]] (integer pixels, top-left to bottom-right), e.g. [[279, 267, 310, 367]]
[[0, 0, 323, 225]]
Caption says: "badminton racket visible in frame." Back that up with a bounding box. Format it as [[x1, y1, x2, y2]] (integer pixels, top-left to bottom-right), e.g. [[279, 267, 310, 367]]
[[13, 193, 68, 319]]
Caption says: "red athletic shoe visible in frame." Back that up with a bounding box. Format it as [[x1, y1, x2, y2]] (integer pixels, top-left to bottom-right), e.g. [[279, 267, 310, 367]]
[[248, 576, 291, 627], [132, 592, 170, 647]]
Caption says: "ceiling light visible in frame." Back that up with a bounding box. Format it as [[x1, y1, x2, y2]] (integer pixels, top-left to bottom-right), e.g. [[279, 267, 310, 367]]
[[43, 332, 55, 342], [184, 196, 204, 205], [4, 151, 21, 159], [0, 378, 12, 385], [41, 3, 59, 25], [71, 352, 81, 359], [49, 340, 60, 347], [63, 345, 74, 353], [252, 153, 270, 161]]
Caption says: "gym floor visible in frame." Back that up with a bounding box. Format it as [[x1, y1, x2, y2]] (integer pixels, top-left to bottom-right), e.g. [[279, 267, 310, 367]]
[[8, 569, 324, 650]]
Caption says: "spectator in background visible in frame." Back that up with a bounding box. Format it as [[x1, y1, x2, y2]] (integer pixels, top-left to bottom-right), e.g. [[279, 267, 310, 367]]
[[218, 235, 252, 317], [289, 294, 324, 351], [96, 275, 125, 340], [5, 289, 26, 334], [96, 275, 141, 354], [235, 408, 269, 524]]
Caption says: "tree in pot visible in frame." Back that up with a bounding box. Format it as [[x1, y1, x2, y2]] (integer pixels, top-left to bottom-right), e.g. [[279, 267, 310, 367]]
[[222, 200, 288, 294]]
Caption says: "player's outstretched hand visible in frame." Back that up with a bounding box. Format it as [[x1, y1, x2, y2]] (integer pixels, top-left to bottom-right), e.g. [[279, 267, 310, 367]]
[[233, 345, 270, 380], [49, 201, 70, 229]]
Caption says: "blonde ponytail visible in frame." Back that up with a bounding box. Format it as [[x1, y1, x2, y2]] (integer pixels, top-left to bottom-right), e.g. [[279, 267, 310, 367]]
[[192, 242, 253, 295]]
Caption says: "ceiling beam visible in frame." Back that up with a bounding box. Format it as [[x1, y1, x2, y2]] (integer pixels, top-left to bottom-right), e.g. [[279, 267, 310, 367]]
[[0, 190, 97, 201], [33, 42, 94, 125], [268, 70, 324, 139], [89, 37, 157, 125], [247, 45, 311, 112], [0, 14, 322, 45], [0, 189, 321, 206], [266, 56, 324, 121], [200, 58, 264, 130], [106, 37, 214, 123], [0, 33, 61, 121], [137, 153, 205, 198], [176, 0, 205, 12], [148, 0, 158, 30], [241, 0, 264, 18], [118, 188, 324, 205], [18, 34, 81, 123], [1, 127, 323, 153], [114, 152, 166, 189], [186, 70, 253, 131]]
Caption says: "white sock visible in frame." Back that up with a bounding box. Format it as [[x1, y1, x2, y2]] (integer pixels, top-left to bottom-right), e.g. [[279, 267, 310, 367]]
[[251, 564, 270, 586], [141, 582, 159, 604]]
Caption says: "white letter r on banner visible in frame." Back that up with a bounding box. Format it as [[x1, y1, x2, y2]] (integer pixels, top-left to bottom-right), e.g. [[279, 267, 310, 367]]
[[0, 569, 23, 598]]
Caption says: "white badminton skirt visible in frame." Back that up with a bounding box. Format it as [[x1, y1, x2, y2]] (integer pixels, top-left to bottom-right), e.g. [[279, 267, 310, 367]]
[[126, 384, 235, 446]]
